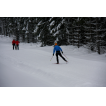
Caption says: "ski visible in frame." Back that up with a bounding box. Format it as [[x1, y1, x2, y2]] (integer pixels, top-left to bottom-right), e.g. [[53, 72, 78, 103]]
[[54, 63, 59, 64]]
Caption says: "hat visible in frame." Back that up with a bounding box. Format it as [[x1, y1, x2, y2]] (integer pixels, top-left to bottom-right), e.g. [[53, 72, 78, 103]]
[[55, 43, 57, 45]]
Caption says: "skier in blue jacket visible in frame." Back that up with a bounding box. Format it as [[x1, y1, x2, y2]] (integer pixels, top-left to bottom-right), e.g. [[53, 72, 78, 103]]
[[53, 43, 67, 64]]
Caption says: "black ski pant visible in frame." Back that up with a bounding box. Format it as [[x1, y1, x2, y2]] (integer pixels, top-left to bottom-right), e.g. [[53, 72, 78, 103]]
[[16, 44, 19, 50], [56, 51, 67, 63], [13, 44, 15, 50]]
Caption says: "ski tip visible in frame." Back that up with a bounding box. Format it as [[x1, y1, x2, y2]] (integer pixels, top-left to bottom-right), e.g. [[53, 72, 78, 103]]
[[66, 61, 69, 64]]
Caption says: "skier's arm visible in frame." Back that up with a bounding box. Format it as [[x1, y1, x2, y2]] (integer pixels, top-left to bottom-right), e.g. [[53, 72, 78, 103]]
[[60, 47, 63, 53]]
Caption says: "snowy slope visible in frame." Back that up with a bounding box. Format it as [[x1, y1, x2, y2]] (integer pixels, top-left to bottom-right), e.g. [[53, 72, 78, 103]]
[[0, 35, 106, 87]]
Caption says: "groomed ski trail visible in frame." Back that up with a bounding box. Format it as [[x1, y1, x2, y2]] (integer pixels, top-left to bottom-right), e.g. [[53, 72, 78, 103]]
[[0, 36, 106, 87]]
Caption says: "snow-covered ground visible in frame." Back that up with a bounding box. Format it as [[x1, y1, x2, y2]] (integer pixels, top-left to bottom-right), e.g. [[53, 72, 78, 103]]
[[0, 35, 106, 87]]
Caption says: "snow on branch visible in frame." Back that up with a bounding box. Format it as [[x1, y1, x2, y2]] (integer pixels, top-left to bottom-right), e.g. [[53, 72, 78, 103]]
[[53, 31, 60, 36], [50, 21, 55, 26], [38, 21, 42, 25], [57, 23, 62, 30], [49, 17, 53, 22]]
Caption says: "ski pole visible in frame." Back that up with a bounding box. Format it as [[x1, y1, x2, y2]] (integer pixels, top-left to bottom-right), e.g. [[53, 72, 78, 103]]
[[63, 53, 68, 59], [50, 56, 53, 61]]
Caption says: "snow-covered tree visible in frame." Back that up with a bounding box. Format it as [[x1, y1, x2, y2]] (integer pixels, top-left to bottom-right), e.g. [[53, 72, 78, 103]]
[[39, 17, 54, 46], [82, 17, 106, 54], [1, 17, 106, 54]]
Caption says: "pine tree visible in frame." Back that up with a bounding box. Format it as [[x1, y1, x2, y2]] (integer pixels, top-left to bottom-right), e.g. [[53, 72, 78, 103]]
[[27, 17, 36, 43], [82, 17, 106, 54], [64, 17, 74, 45], [69, 17, 81, 47], [89, 17, 102, 54], [38, 17, 53, 46], [49, 17, 63, 45], [2, 18, 10, 36]]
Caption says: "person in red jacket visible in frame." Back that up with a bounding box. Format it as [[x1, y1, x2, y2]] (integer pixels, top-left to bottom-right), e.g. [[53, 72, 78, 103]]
[[15, 40, 20, 50], [12, 39, 16, 50]]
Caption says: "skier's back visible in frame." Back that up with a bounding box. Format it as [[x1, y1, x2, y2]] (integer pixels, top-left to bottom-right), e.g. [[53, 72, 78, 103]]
[[53, 43, 67, 64], [15, 40, 20, 50]]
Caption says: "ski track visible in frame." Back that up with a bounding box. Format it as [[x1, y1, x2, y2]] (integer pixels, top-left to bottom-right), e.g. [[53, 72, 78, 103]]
[[0, 36, 106, 87]]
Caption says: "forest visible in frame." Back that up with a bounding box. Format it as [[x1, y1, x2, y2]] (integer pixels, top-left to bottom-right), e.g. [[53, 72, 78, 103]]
[[0, 17, 106, 54]]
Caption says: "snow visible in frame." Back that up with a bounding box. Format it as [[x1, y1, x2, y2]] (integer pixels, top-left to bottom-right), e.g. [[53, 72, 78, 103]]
[[0, 35, 106, 87], [34, 26, 38, 32], [22, 27, 26, 30], [66, 28, 70, 34], [53, 30, 60, 36], [57, 23, 62, 30], [50, 20, 55, 26], [38, 21, 42, 25], [49, 17, 53, 22], [50, 28, 56, 33]]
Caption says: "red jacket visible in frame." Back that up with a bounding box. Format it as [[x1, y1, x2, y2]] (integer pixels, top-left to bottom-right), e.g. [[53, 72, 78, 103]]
[[12, 40, 16, 44], [15, 41, 20, 45]]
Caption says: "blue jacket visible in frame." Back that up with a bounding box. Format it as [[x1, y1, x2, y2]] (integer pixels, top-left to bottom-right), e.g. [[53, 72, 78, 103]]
[[53, 45, 63, 54]]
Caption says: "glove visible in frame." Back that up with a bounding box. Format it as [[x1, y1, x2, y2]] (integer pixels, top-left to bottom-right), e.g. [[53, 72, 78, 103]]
[[53, 54, 54, 56], [62, 51, 63, 54]]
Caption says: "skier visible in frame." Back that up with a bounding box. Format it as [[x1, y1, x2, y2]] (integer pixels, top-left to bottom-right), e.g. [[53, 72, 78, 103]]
[[15, 40, 20, 50], [53, 43, 68, 64], [12, 39, 16, 50]]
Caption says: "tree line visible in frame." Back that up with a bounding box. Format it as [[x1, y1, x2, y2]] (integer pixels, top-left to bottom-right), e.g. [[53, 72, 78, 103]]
[[0, 17, 106, 54]]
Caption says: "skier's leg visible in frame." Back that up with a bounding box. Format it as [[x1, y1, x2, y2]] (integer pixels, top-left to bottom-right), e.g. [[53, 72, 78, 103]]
[[13, 44, 15, 50], [17, 45, 18, 50], [56, 53, 59, 64], [15, 45, 16, 50], [15, 44, 16, 50], [17, 45, 19, 50], [59, 53, 67, 62], [13, 44, 14, 50], [16, 45, 17, 50]]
